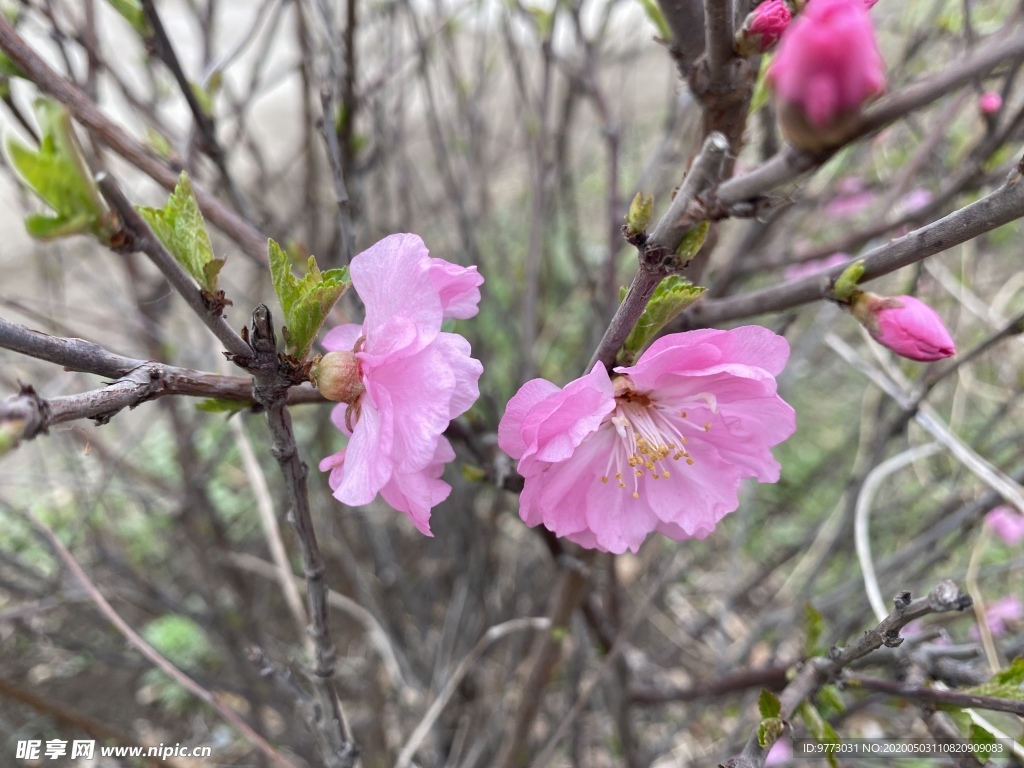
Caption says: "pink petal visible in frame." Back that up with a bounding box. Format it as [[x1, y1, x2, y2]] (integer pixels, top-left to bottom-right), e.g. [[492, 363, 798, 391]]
[[322, 324, 363, 353], [498, 378, 563, 460], [330, 396, 394, 506], [428, 258, 484, 319]]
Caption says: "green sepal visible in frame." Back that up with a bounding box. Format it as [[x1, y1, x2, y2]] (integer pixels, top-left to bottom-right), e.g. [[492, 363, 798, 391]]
[[104, 0, 151, 36], [5, 99, 117, 242], [676, 220, 709, 259], [832, 259, 865, 301], [625, 192, 654, 235], [268, 239, 350, 360], [194, 398, 250, 415], [137, 171, 224, 294], [757, 717, 785, 749], [759, 689, 782, 719], [619, 276, 706, 364]]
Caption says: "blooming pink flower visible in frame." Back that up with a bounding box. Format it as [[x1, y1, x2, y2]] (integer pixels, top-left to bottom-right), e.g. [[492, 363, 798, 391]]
[[498, 327, 796, 554], [979, 91, 1003, 115], [318, 233, 483, 535], [970, 596, 1023, 638], [852, 293, 956, 362], [735, 0, 791, 55], [767, 0, 885, 148], [985, 506, 1024, 546]]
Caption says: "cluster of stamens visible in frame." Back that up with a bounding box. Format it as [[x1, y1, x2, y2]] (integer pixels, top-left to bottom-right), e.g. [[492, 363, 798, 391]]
[[599, 378, 715, 499]]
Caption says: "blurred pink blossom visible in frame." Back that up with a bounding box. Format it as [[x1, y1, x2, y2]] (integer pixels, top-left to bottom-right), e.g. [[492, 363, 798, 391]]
[[898, 188, 933, 216], [826, 178, 876, 218], [970, 596, 1023, 638], [784, 252, 850, 282], [852, 293, 956, 362], [319, 234, 483, 535], [498, 327, 796, 554], [985, 506, 1024, 546], [765, 739, 793, 766], [767, 0, 885, 148], [979, 91, 1003, 115]]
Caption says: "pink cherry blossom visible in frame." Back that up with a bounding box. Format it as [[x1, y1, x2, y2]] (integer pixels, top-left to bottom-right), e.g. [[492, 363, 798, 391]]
[[985, 506, 1024, 546], [319, 233, 483, 535], [970, 596, 1023, 638], [979, 91, 1003, 115], [854, 293, 956, 362], [498, 327, 796, 554], [767, 0, 885, 146]]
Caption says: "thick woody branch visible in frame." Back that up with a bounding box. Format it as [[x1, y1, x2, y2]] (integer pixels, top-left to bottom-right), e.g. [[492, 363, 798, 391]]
[[702, 0, 734, 85], [684, 158, 1024, 327], [0, 16, 266, 262], [96, 174, 254, 362]]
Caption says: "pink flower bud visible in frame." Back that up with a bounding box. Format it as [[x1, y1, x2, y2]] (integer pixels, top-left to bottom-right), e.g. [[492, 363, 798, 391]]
[[767, 0, 886, 150], [310, 350, 365, 404], [735, 0, 791, 56], [852, 293, 956, 362], [979, 91, 1003, 115]]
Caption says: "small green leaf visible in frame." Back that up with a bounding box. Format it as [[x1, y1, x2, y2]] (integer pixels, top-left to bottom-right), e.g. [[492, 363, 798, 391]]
[[104, 0, 151, 36], [757, 717, 785, 748], [6, 99, 116, 242], [759, 689, 782, 719], [799, 701, 840, 768], [818, 685, 845, 718], [832, 259, 865, 300], [634, 0, 671, 39], [137, 171, 224, 294], [804, 603, 825, 656], [194, 398, 249, 415], [189, 81, 214, 117], [969, 723, 998, 758], [0, 51, 25, 79], [268, 239, 350, 359], [675, 220, 709, 259], [619, 276, 706, 363], [961, 657, 1024, 702]]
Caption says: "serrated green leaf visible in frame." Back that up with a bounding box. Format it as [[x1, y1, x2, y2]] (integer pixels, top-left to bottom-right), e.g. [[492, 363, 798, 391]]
[[804, 603, 825, 656], [759, 689, 781, 719], [750, 53, 773, 115], [619, 276, 706, 363], [6, 99, 116, 241], [268, 239, 350, 359], [634, 0, 671, 39], [194, 398, 249, 415], [757, 717, 785, 748], [962, 657, 1024, 702], [676, 220, 709, 260], [137, 171, 224, 294], [104, 0, 150, 35]]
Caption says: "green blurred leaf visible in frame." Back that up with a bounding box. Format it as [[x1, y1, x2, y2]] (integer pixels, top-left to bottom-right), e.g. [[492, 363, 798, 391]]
[[818, 685, 845, 718], [750, 53, 773, 115], [676, 220, 709, 259], [799, 701, 840, 768], [961, 657, 1024, 702], [194, 398, 250, 415], [104, 0, 150, 36], [635, 0, 671, 39], [0, 51, 24, 78], [759, 689, 782, 719], [141, 615, 213, 670], [268, 239, 350, 359], [137, 171, 224, 294], [619, 276, 706, 363], [969, 723, 998, 758], [5, 99, 116, 241], [189, 81, 214, 117], [804, 603, 825, 656]]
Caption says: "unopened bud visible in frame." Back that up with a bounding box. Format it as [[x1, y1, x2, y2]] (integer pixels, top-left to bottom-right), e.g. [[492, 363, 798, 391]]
[[979, 91, 1002, 116], [625, 192, 654, 235], [310, 351, 365, 403], [851, 292, 955, 362], [735, 0, 791, 56]]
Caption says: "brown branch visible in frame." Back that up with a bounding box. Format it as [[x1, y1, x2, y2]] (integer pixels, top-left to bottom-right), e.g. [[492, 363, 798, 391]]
[[0, 16, 267, 262], [845, 673, 1024, 716]]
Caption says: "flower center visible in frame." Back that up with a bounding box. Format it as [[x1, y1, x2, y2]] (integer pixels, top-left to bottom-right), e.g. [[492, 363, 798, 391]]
[[599, 381, 716, 499]]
